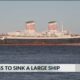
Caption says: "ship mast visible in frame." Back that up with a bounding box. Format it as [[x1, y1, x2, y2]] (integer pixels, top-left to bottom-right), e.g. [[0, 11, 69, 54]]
[[61, 23, 64, 32]]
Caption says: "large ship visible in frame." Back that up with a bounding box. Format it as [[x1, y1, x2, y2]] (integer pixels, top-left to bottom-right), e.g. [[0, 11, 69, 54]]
[[0, 20, 80, 46]]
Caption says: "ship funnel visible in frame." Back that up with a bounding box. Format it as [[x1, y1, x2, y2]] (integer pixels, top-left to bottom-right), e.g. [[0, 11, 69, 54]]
[[48, 21, 57, 32], [26, 21, 36, 33]]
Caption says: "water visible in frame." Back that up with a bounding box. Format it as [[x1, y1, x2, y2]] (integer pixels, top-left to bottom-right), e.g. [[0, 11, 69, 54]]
[[0, 45, 80, 80]]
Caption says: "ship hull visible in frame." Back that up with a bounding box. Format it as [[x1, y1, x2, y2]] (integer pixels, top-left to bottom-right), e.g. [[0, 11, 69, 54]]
[[0, 38, 80, 46]]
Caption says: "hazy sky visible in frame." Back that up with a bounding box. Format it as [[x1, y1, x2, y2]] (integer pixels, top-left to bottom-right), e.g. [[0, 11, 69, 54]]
[[0, 1, 80, 34]]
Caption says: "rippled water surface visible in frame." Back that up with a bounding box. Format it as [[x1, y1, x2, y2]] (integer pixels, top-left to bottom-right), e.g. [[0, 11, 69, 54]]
[[0, 45, 80, 80]]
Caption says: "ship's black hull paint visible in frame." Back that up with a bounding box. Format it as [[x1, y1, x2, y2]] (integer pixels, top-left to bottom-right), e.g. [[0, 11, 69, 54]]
[[0, 38, 80, 45]]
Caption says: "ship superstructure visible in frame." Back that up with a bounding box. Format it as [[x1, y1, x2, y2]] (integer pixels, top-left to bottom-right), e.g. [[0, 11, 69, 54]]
[[6, 21, 72, 38]]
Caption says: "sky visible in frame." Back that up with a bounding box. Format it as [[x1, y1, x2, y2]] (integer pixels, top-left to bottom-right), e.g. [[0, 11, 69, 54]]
[[0, 1, 80, 34]]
